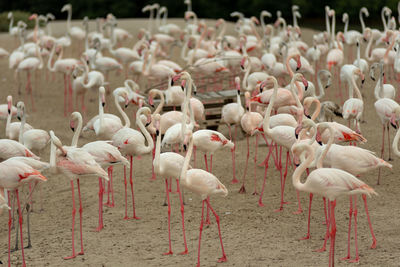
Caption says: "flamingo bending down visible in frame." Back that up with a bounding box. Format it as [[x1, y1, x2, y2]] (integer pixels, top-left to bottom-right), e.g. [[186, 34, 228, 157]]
[[181, 129, 228, 266], [291, 142, 377, 267], [49, 130, 108, 260], [221, 77, 245, 183]]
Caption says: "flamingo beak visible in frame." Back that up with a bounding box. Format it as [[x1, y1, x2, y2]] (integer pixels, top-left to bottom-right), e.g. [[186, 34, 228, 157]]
[[390, 116, 398, 129], [181, 80, 186, 90], [302, 77, 308, 90], [240, 57, 246, 70], [296, 57, 301, 71], [124, 96, 129, 108], [70, 121, 75, 132], [304, 108, 310, 119], [145, 114, 152, 127], [293, 154, 300, 167], [316, 131, 323, 145], [7, 101, 11, 115], [148, 96, 154, 108], [294, 125, 302, 139]]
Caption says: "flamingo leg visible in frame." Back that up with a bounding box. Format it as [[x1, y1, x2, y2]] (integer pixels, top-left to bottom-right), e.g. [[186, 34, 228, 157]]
[[258, 141, 274, 207], [197, 200, 205, 267], [230, 125, 239, 184], [105, 168, 111, 206], [95, 178, 104, 232], [15, 190, 26, 267], [349, 196, 359, 263], [77, 179, 84, 255], [163, 178, 173, 255], [387, 124, 392, 161], [110, 166, 115, 206], [315, 200, 330, 253], [329, 200, 337, 267], [25, 201, 32, 249], [151, 134, 156, 180], [64, 181, 76, 260], [275, 150, 290, 212], [252, 134, 259, 195], [176, 179, 188, 254], [123, 165, 128, 220], [362, 194, 377, 249], [239, 136, 250, 193], [341, 196, 353, 261], [204, 154, 208, 172], [323, 197, 328, 225], [378, 125, 385, 185], [129, 156, 140, 220], [8, 191, 12, 267], [68, 74, 73, 113], [206, 199, 227, 263], [301, 193, 313, 240]]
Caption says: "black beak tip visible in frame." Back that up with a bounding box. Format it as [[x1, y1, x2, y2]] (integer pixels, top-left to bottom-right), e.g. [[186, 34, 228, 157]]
[[391, 123, 397, 129], [71, 127, 75, 132], [294, 162, 300, 167], [305, 85, 308, 90], [7, 109, 10, 115], [362, 79, 365, 84], [17, 116, 21, 121], [181, 85, 184, 91], [156, 129, 160, 136], [306, 114, 311, 119], [125, 104, 128, 108], [193, 91, 197, 95], [150, 104, 155, 108], [171, 80, 174, 86], [296, 67, 300, 71], [318, 141, 323, 146], [363, 38, 367, 42], [371, 77, 375, 81], [295, 133, 299, 139], [102, 102, 105, 107], [145, 122, 151, 127], [183, 144, 187, 151]]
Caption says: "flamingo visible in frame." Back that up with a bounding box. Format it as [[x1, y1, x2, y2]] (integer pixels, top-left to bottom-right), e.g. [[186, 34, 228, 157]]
[[112, 107, 154, 220], [238, 91, 263, 194], [370, 62, 395, 100], [47, 44, 80, 116], [180, 129, 228, 267], [240, 55, 268, 93], [70, 112, 129, 231], [221, 77, 245, 183], [342, 13, 362, 62], [291, 142, 377, 267], [153, 114, 188, 255], [61, 4, 85, 42], [6, 97, 33, 141], [16, 41, 43, 111], [342, 68, 364, 134], [0, 158, 47, 267], [49, 130, 108, 260]]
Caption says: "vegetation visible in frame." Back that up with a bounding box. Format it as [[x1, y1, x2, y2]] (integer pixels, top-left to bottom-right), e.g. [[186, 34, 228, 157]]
[[0, 1, 398, 31], [0, 11, 34, 32]]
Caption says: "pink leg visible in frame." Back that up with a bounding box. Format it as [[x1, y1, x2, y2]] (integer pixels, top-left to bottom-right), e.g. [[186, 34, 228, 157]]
[[205, 196, 211, 226], [206, 199, 227, 263], [7, 191, 12, 267], [349, 196, 359, 263], [252, 134, 259, 195], [387, 124, 392, 160], [110, 166, 115, 206], [239, 136, 250, 193], [64, 181, 76, 260], [123, 165, 128, 220], [129, 156, 140, 219], [323, 197, 328, 225], [163, 178, 173, 255], [378, 125, 385, 185], [204, 154, 208, 172], [105, 168, 111, 206], [27, 72, 36, 112], [151, 134, 156, 180], [95, 178, 104, 232], [15, 190, 26, 267], [341, 196, 353, 261], [77, 179, 84, 255], [258, 142, 274, 207], [315, 201, 330, 252], [275, 150, 290, 212], [230, 125, 239, 184], [329, 200, 337, 267], [197, 200, 206, 267], [362, 194, 377, 249], [301, 193, 313, 240], [176, 179, 188, 254]]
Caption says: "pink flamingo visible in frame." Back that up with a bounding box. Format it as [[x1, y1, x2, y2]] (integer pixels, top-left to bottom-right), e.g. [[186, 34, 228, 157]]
[[6, 98, 33, 141], [112, 107, 154, 220], [291, 142, 377, 267], [47, 44, 80, 116], [70, 111, 129, 231], [238, 92, 263, 194], [0, 96, 17, 121], [342, 67, 364, 133], [221, 77, 245, 183], [153, 114, 188, 255], [49, 130, 108, 260], [0, 158, 47, 267], [181, 129, 228, 267]]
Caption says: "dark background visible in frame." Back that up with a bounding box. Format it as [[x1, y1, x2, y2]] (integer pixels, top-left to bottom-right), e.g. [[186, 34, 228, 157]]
[[1, 0, 399, 30]]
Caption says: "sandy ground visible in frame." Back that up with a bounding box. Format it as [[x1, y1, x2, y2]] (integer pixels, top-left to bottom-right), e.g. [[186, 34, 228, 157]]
[[0, 18, 399, 267]]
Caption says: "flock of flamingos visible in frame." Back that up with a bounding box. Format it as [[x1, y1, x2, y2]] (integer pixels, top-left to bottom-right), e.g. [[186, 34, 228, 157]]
[[1, 1, 400, 266]]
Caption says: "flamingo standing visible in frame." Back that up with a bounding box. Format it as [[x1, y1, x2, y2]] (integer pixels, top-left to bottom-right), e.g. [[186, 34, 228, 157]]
[[0, 158, 47, 267], [342, 68, 364, 134], [49, 130, 108, 260], [112, 107, 154, 220], [180, 129, 228, 267], [221, 77, 245, 183], [291, 142, 377, 267]]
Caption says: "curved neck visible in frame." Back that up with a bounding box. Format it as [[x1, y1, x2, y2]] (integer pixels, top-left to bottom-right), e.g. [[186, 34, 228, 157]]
[[71, 114, 83, 147], [9, 15, 13, 34], [384, 33, 396, 61], [115, 94, 130, 128], [350, 73, 362, 100], [360, 11, 366, 32], [325, 9, 331, 37], [136, 110, 154, 153], [153, 89, 165, 114], [180, 134, 194, 184], [365, 32, 374, 61], [242, 58, 251, 90], [66, 8, 72, 31], [292, 145, 314, 191], [50, 138, 57, 168], [47, 45, 56, 72], [336, 34, 343, 51], [5, 106, 12, 136], [18, 108, 26, 143], [356, 43, 361, 64], [217, 20, 226, 39], [331, 14, 336, 45], [263, 78, 278, 135], [382, 9, 387, 32], [317, 126, 334, 168], [290, 77, 303, 109], [344, 16, 349, 34], [311, 99, 321, 121], [374, 66, 383, 100]]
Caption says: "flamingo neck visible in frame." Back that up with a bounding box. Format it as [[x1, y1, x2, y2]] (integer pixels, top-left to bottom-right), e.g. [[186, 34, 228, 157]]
[[180, 134, 194, 186], [153, 89, 165, 114], [311, 99, 321, 121], [115, 94, 130, 128], [154, 125, 161, 173], [316, 72, 326, 100], [292, 145, 314, 192], [263, 78, 278, 136], [136, 109, 154, 153], [71, 113, 83, 147], [317, 125, 334, 168]]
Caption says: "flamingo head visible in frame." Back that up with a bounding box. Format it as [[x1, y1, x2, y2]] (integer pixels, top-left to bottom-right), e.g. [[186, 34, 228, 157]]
[[391, 107, 400, 129], [235, 77, 241, 94], [294, 54, 302, 71], [29, 14, 38, 21], [153, 114, 161, 135], [244, 92, 251, 110], [99, 87, 106, 107], [215, 19, 223, 28], [69, 112, 81, 132], [16, 101, 24, 121], [273, 18, 281, 28], [7, 95, 12, 115], [183, 129, 193, 147], [250, 16, 260, 25], [240, 56, 248, 70]]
